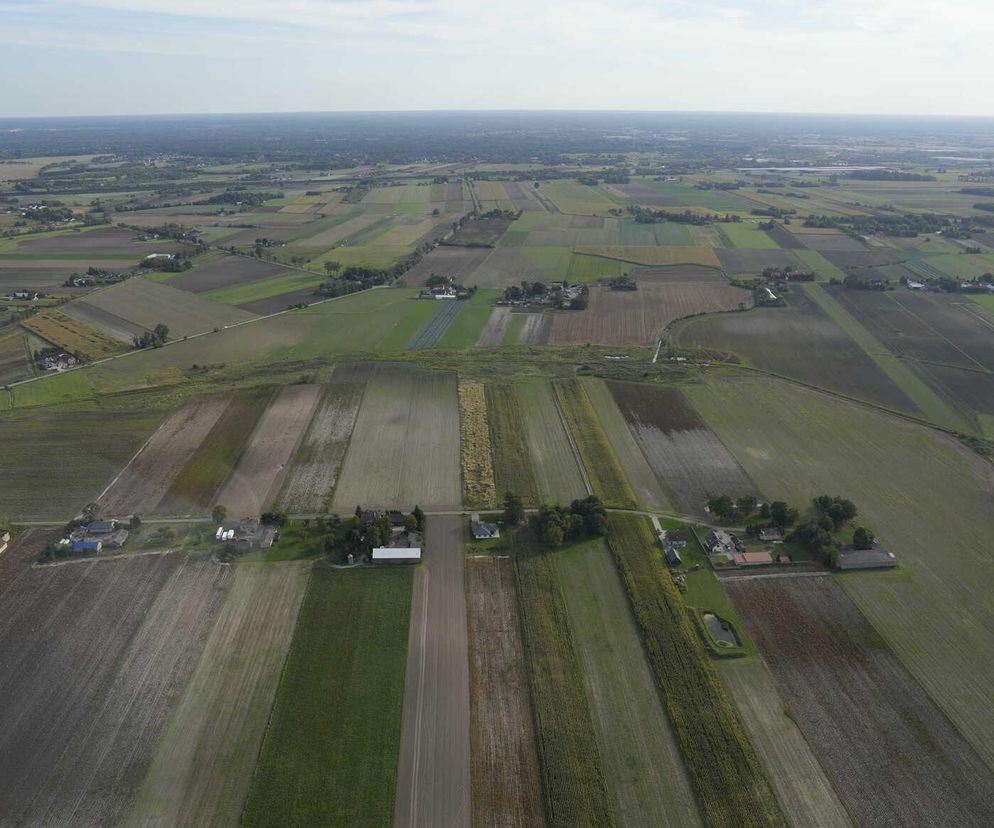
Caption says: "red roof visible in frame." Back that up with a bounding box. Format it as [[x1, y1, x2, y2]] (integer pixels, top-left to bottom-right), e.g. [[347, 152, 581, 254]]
[[734, 551, 773, 566]]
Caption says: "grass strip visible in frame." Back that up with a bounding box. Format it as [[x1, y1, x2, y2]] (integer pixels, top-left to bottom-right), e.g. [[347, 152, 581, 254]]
[[485, 383, 540, 505]]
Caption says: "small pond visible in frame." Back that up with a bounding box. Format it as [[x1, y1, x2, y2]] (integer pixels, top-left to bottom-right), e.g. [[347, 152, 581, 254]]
[[703, 612, 741, 647]]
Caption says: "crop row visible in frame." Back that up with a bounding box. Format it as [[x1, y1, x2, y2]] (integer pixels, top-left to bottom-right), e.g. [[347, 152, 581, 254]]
[[458, 379, 497, 507], [485, 384, 539, 505]]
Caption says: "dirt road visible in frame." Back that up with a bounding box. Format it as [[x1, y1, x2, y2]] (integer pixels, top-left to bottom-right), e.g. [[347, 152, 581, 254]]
[[393, 515, 471, 828]]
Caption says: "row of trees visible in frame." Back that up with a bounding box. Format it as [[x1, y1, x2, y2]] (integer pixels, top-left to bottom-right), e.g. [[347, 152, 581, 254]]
[[502, 492, 608, 548], [132, 323, 170, 349]]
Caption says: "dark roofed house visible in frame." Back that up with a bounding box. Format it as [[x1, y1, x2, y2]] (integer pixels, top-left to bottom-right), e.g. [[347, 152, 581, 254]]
[[360, 509, 382, 527], [85, 520, 116, 535], [835, 546, 897, 570], [388, 510, 406, 526], [470, 516, 500, 540], [758, 527, 783, 542], [664, 545, 682, 566]]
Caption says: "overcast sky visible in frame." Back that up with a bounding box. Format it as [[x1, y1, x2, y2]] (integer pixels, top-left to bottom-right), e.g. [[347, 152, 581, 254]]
[[1, 0, 991, 117]]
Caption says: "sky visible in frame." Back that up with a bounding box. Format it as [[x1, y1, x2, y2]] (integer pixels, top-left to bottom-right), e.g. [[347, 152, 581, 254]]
[[1, 0, 992, 118]]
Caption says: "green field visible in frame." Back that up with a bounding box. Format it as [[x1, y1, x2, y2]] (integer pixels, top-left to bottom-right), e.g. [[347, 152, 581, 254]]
[[606, 514, 785, 828], [241, 566, 412, 828], [438, 289, 499, 349], [485, 383, 540, 505], [552, 539, 702, 827], [717, 222, 780, 248], [688, 375, 994, 772], [516, 380, 589, 504], [203, 271, 326, 306]]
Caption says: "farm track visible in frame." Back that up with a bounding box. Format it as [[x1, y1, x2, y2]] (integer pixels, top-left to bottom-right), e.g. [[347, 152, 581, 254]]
[[394, 516, 472, 828]]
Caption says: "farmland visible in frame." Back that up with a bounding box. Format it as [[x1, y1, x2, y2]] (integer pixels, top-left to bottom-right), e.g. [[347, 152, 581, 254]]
[[485, 383, 540, 504], [516, 380, 589, 503], [458, 379, 498, 507], [0, 331, 29, 383], [0, 552, 232, 826], [728, 576, 994, 827], [22, 307, 128, 358], [574, 244, 720, 268], [242, 566, 412, 828], [466, 556, 545, 828], [128, 562, 310, 827]]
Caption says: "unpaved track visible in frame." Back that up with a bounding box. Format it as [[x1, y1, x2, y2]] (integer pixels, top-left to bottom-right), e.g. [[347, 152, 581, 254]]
[[394, 516, 471, 828], [215, 384, 322, 518]]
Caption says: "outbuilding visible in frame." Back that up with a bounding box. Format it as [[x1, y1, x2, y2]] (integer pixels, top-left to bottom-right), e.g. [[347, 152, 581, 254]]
[[372, 547, 421, 564], [72, 539, 102, 554]]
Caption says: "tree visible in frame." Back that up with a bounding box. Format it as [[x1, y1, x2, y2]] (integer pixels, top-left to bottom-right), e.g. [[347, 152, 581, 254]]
[[736, 495, 757, 515], [503, 492, 524, 526], [542, 521, 564, 548], [212, 504, 227, 524], [129, 514, 142, 531], [404, 513, 419, 533], [708, 495, 736, 522], [853, 526, 875, 549], [324, 260, 341, 275], [153, 322, 170, 344], [769, 501, 797, 528], [412, 505, 425, 532]]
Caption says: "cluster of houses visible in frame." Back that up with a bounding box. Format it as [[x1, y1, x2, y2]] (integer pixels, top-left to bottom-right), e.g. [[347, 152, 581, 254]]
[[61, 520, 129, 554], [38, 351, 80, 371], [2, 290, 43, 302], [419, 284, 460, 299], [906, 278, 994, 293], [213, 518, 277, 550], [703, 529, 774, 567]]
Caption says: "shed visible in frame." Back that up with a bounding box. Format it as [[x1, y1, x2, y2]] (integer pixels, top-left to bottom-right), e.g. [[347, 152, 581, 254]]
[[85, 520, 116, 535], [835, 548, 897, 570], [733, 551, 773, 566], [72, 540, 102, 553], [372, 547, 421, 563]]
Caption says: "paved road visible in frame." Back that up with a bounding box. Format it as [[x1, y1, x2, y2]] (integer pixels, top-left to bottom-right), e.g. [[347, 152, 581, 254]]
[[394, 515, 471, 828]]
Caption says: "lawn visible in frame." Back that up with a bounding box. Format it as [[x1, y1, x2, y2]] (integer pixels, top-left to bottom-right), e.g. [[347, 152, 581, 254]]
[[241, 566, 412, 828]]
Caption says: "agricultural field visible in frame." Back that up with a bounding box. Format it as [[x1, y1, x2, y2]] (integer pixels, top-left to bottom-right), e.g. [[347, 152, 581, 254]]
[[127, 562, 310, 827], [516, 380, 589, 504], [332, 364, 461, 510], [167, 255, 294, 293], [475, 306, 512, 346], [485, 383, 540, 505], [609, 381, 756, 515], [0, 330, 29, 383], [400, 246, 492, 286], [688, 375, 994, 772], [22, 307, 128, 358], [215, 384, 321, 518], [278, 379, 365, 513], [0, 552, 232, 826], [458, 379, 497, 507], [550, 282, 750, 346], [242, 566, 412, 828], [574, 244, 720, 268], [728, 576, 994, 827], [552, 539, 702, 827], [466, 556, 545, 828]]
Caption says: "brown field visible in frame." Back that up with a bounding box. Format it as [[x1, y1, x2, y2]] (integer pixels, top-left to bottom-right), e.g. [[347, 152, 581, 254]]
[[22, 308, 127, 358], [464, 249, 543, 288], [550, 283, 750, 347], [0, 331, 29, 383], [475, 306, 512, 346], [127, 561, 311, 828], [0, 552, 232, 826], [401, 245, 493, 286], [609, 381, 756, 514], [296, 213, 385, 248], [517, 313, 550, 344], [100, 395, 232, 516], [215, 384, 322, 518], [793, 232, 869, 252], [170, 256, 296, 293], [0, 265, 94, 290], [11, 226, 182, 255], [467, 556, 546, 828], [727, 576, 994, 828], [332, 364, 461, 510], [633, 265, 728, 282], [0, 528, 59, 597], [716, 249, 804, 274], [278, 380, 365, 513], [459, 379, 498, 507], [574, 245, 720, 268], [62, 300, 149, 342]]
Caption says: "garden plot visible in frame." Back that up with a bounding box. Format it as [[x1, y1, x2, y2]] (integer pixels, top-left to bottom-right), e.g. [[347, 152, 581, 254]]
[[215, 384, 322, 518], [127, 562, 310, 828], [609, 381, 756, 514], [0, 552, 232, 827], [101, 394, 232, 516], [728, 576, 994, 828], [332, 364, 461, 510], [278, 381, 365, 513], [466, 556, 546, 828]]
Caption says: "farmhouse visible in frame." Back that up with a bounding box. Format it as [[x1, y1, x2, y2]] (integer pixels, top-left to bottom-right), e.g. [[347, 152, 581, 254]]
[[85, 520, 116, 535], [835, 546, 897, 570], [372, 547, 421, 563], [143, 252, 174, 261], [704, 529, 738, 557], [470, 513, 500, 540], [216, 518, 276, 549], [758, 527, 783, 542]]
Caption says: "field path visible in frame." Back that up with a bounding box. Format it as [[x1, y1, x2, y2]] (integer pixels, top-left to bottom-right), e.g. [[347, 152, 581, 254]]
[[394, 515, 471, 828]]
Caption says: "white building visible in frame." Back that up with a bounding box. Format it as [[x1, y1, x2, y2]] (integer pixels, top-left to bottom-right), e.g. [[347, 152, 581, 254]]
[[372, 547, 421, 563]]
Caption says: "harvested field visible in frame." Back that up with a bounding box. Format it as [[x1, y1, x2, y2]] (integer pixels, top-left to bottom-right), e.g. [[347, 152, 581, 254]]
[[575, 245, 720, 268], [514, 541, 615, 828], [22, 307, 126, 358], [464, 248, 542, 287], [0, 528, 58, 598], [62, 300, 148, 342], [467, 556, 545, 828], [169, 256, 295, 293], [554, 379, 635, 508], [243, 567, 412, 828], [296, 213, 385, 248], [485, 384, 540, 505], [100, 394, 232, 516], [633, 265, 728, 282], [673, 286, 922, 413], [76, 278, 255, 338], [10, 225, 178, 255], [459, 380, 497, 507], [0, 332, 29, 383], [553, 540, 702, 828], [237, 285, 323, 315], [609, 381, 756, 515], [718, 659, 852, 828], [160, 387, 273, 515], [408, 299, 465, 348], [128, 562, 310, 828], [400, 246, 492, 286], [727, 576, 994, 828], [278, 380, 365, 513], [607, 515, 784, 828], [475, 306, 512, 346], [793, 232, 869, 252], [516, 313, 550, 344], [333, 364, 461, 510], [215, 384, 322, 518], [716, 248, 803, 274], [550, 283, 749, 347], [0, 552, 232, 827], [444, 217, 513, 247], [517, 381, 589, 504]]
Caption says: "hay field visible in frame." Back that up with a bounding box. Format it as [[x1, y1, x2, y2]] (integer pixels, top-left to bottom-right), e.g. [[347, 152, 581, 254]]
[[0, 553, 232, 826], [22, 308, 127, 358], [216, 384, 322, 518], [728, 576, 994, 827], [516, 381, 589, 504], [575, 245, 720, 268], [332, 365, 461, 510], [127, 562, 310, 828], [467, 556, 546, 828], [689, 375, 994, 772], [278, 380, 365, 513]]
